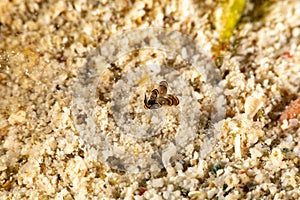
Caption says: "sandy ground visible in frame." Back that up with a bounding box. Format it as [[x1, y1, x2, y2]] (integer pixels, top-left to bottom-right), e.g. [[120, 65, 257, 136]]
[[0, 0, 300, 199]]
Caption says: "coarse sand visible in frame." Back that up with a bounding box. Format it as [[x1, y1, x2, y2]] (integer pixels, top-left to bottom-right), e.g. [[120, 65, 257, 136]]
[[0, 1, 300, 199]]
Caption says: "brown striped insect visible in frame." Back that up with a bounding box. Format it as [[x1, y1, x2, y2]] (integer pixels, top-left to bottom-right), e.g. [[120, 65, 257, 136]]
[[144, 81, 179, 109], [168, 94, 179, 106], [144, 89, 161, 109], [157, 94, 179, 106], [158, 81, 168, 96]]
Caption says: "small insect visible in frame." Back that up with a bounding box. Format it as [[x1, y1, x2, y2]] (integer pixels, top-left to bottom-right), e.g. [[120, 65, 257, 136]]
[[166, 94, 179, 106], [144, 89, 161, 109], [144, 81, 179, 109], [148, 89, 159, 102], [158, 81, 168, 96]]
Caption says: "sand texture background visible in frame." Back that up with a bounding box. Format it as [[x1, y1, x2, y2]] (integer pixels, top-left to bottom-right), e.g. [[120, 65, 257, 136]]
[[0, 0, 300, 199]]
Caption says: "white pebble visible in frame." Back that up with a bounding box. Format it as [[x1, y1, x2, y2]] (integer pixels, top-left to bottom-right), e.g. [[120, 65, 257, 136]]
[[162, 143, 177, 168], [234, 134, 242, 158], [292, 27, 300, 37], [8, 110, 26, 124], [244, 93, 265, 119], [151, 178, 164, 188]]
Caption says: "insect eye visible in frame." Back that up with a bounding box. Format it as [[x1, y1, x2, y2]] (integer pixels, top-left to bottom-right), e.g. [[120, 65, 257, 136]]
[[158, 81, 168, 96], [157, 97, 172, 106], [158, 86, 167, 95]]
